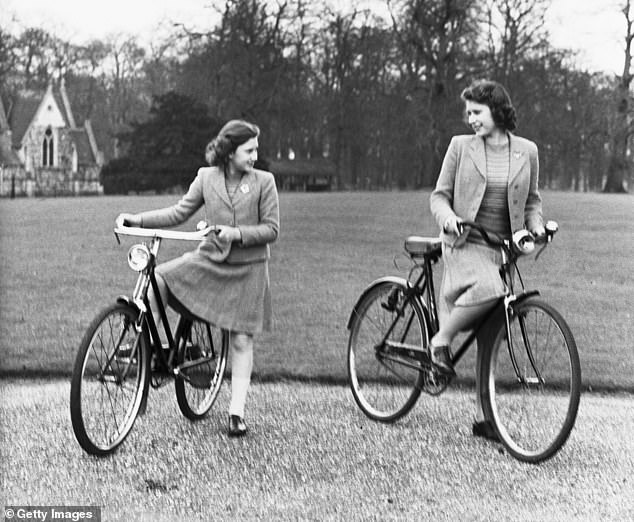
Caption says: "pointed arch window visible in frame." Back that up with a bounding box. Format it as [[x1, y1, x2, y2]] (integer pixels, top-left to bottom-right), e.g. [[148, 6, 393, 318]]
[[42, 127, 54, 167]]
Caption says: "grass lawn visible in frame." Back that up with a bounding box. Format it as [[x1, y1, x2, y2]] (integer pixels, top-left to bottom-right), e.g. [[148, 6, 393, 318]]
[[1, 379, 633, 521], [0, 190, 632, 391]]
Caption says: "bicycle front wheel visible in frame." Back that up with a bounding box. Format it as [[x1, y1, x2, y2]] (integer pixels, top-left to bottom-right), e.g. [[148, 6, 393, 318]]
[[348, 280, 427, 422], [70, 302, 150, 456], [175, 318, 228, 420], [482, 297, 581, 463]]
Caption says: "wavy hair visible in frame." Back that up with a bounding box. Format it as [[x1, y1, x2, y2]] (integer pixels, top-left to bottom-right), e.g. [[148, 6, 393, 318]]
[[461, 80, 517, 132], [205, 119, 260, 166]]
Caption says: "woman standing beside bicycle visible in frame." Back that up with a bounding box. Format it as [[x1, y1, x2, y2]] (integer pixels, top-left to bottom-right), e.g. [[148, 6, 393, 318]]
[[429, 80, 545, 439], [116, 119, 279, 437]]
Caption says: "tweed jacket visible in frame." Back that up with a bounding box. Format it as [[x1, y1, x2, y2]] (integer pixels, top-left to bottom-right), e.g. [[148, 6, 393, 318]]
[[139, 166, 279, 264], [430, 133, 543, 248]]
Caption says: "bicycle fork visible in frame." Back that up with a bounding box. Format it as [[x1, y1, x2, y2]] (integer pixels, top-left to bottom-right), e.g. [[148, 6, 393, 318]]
[[503, 294, 545, 386]]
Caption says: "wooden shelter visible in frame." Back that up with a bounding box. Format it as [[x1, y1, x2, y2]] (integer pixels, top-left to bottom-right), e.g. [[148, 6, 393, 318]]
[[267, 158, 336, 191]]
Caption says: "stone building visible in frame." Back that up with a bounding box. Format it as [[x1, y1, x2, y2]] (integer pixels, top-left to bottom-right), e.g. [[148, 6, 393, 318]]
[[0, 82, 104, 197]]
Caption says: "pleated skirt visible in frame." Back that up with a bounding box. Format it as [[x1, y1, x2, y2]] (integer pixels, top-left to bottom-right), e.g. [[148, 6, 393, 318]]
[[157, 250, 271, 335], [440, 240, 507, 308]]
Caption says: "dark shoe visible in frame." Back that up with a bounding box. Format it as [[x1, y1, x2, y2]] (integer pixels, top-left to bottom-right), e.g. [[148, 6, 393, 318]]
[[430, 345, 456, 376], [228, 415, 247, 437], [472, 420, 499, 441]]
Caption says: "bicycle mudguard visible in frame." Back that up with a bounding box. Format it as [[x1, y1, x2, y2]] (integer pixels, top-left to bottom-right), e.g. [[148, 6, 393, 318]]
[[347, 276, 410, 329], [509, 290, 540, 309], [116, 295, 135, 308]]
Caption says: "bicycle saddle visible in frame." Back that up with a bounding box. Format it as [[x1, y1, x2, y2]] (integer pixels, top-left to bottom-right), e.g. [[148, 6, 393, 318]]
[[404, 236, 442, 257]]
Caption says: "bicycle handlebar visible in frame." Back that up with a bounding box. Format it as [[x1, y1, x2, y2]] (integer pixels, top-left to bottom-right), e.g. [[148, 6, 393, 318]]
[[457, 220, 558, 259], [114, 224, 218, 242], [457, 221, 505, 246]]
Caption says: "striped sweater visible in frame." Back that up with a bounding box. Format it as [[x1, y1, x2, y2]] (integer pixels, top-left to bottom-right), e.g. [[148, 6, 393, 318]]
[[469, 139, 511, 244]]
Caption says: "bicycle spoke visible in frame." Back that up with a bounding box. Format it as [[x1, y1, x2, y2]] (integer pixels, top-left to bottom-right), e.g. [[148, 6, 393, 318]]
[[485, 298, 581, 462], [71, 304, 148, 455], [348, 282, 427, 422], [175, 319, 227, 419]]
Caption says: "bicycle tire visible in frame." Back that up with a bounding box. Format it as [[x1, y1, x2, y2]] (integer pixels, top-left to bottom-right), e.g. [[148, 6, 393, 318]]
[[175, 318, 228, 420], [70, 302, 150, 456], [348, 280, 427, 422], [481, 297, 581, 463]]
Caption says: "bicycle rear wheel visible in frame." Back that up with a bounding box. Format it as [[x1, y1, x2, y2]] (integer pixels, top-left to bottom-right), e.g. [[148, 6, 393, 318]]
[[482, 297, 581, 463], [70, 302, 149, 456], [348, 280, 427, 422], [175, 318, 228, 420]]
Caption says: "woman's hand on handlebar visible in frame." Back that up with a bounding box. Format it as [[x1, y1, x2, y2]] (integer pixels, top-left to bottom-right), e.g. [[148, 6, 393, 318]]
[[115, 213, 142, 228], [443, 215, 464, 236], [530, 225, 546, 239], [215, 225, 242, 243]]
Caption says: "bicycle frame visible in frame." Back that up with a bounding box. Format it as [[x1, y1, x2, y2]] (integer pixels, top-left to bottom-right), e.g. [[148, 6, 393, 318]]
[[347, 220, 579, 462], [375, 223, 555, 379], [114, 224, 218, 380]]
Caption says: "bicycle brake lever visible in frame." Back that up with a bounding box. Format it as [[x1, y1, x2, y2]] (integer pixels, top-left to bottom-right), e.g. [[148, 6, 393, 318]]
[[534, 243, 547, 261]]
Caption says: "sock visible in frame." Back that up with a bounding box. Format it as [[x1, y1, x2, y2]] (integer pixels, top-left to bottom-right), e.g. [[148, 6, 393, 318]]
[[229, 377, 250, 418]]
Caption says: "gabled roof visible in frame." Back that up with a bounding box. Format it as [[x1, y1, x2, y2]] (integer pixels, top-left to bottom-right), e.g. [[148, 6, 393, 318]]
[[6, 84, 77, 148], [2, 83, 103, 168], [7, 93, 41, 147], [54, 82, 76, 128], [0, 133, 21, 166], [69, 128, 97, 165]]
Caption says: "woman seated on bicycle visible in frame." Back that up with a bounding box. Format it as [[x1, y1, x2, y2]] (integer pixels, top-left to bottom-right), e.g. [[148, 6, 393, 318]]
[[429, 80, 545, 439], [116, 119, 280, 437]]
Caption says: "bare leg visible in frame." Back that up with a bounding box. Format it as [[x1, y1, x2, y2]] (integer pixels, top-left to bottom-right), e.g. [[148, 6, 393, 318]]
[[431, 301, 497, 349], [228, 332, 254, 418], [474, 305, 505, 422]]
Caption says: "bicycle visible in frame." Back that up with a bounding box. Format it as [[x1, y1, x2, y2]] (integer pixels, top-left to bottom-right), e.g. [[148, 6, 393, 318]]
[[70, 222, 229, 456], [347, 220, 581, 463]]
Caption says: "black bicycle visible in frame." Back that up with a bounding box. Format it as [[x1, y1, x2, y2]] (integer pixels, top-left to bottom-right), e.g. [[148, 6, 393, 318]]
[[347, 221, 581, 463], [70, 223, 228, 456]]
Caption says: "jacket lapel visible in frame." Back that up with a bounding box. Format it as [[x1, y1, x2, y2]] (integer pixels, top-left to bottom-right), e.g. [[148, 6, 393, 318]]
[[208, 167, 233, 207], [229, 170, 256, 205], [508, 134, 528, 185], [468, 137, 487, 180]]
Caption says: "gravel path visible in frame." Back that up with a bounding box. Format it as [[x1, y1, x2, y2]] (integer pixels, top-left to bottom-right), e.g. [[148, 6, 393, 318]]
[[1, 379, 633, 521]]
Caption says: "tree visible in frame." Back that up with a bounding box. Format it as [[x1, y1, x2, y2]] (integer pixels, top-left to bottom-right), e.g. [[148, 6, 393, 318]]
[[0, 28, 16, 92], [604, 0, 632, 193], [13, 28, 55, 89], [481, 0, 549, 90], [388, 0, 480, 187], [101, 91, 219, 193]]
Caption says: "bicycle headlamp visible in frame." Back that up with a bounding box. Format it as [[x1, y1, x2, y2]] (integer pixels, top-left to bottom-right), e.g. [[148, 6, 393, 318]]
[[127, 244, 151, 271], [512, 230, 535, 255]]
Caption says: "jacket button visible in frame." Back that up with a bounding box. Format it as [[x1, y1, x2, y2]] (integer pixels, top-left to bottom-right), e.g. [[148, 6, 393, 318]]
[[513, 200, 518, 204]]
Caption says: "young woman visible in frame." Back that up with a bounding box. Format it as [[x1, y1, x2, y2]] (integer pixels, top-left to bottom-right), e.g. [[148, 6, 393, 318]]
[[429, 80, 544, 439], [116, 119, 279, 437]]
